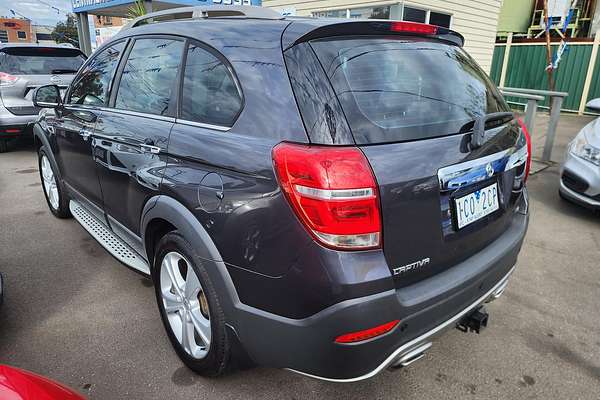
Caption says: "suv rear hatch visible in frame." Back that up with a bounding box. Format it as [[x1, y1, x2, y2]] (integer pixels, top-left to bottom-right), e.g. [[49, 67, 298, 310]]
[[284, 22, 529, 287], [0, 46, 85, 115]]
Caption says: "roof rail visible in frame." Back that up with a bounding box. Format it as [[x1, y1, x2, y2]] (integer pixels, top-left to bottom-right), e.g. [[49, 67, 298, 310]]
[[123, 5, 283, 30]]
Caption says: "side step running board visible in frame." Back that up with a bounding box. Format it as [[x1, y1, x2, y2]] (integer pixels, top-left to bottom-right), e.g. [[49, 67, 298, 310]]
[[70, 200, 150, 275]]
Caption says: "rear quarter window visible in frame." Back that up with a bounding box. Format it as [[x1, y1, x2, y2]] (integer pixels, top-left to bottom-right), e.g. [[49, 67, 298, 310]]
[[180, 42, 242, 127], [310, 37, 510, 144]]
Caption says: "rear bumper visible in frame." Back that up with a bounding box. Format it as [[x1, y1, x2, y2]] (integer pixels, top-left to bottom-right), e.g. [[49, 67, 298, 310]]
[[290, 265, 514, 382], [0, 107, 37, 136], [231, 210, 528, 381]]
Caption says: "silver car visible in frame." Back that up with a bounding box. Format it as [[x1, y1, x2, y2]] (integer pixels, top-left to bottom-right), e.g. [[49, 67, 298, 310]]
[[559, 98, 600, 211], [0, 43, 86, 152]]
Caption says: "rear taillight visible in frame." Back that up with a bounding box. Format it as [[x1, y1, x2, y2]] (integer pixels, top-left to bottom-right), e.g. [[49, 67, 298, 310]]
[[390, 21, 438, 35], [0, 72, 18, 87], [273, 143, 382, 250], [517, 118, 532, 182], [335, 320, 400, 344]]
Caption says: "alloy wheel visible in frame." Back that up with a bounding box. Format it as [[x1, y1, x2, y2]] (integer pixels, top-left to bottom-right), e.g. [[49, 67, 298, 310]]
[[160, 252, 211, 359], [40, 155, 59, 210]]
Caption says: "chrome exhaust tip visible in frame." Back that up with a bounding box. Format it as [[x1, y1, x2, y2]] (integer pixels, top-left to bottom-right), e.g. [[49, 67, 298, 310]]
[[388, 342, 432, 369], [486, 278, 509, 303]]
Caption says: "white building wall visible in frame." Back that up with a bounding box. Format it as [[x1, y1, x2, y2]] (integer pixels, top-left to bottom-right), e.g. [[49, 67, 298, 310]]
[[263, 0, 503, 72]]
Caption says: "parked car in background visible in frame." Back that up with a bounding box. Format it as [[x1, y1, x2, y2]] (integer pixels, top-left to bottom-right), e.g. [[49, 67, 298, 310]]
[[0, 365, 85, 399], [31, 6, 530, 382], [559, 98, 600, 211], [0, 43, 86, 152]]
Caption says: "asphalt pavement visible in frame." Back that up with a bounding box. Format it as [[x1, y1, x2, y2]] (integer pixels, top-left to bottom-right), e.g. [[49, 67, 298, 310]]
[[0, 115, 599, 399]]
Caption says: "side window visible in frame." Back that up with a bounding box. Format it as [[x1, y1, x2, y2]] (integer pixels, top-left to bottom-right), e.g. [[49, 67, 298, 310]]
[[69, 41, 125, 106], [180, 43, 242, 127], [114, 38, 183, 116]]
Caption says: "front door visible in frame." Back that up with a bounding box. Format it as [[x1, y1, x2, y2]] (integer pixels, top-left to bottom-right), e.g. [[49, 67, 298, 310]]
[[55, 41, 127, 209], [94, 36, 184, 236], [54, 105, 102, 206]]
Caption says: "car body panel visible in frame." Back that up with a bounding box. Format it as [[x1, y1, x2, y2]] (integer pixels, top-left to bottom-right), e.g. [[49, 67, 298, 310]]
[[93, 110, 172, 236], [361, 123, 524, 287], [52, 105, 104, 208], [560, 117, 600, 209], [0, 365, 85, 400]]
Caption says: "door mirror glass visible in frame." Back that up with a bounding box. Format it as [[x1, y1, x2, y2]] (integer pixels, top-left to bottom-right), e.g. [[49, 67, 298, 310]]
[[586, 98, 600, 112], [33, 85, 61, 108]]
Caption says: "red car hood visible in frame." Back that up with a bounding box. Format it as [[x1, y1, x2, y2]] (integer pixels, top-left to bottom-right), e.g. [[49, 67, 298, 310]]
[[0, 365, 85, 400]]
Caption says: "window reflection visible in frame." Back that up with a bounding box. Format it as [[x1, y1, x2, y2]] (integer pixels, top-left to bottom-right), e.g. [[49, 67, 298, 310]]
[[115, 39, 183, 116], [69, 42, 125, 106]]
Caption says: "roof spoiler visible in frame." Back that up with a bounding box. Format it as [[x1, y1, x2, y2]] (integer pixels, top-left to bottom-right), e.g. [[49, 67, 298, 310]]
[[282, 20, 465, 50], [123, 5, 283, 30]]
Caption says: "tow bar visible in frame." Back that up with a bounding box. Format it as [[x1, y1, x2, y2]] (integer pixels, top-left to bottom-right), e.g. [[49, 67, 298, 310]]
[[457, 306, 489, 334]]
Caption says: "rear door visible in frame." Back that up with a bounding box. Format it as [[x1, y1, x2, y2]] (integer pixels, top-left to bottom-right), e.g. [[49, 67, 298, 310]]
[[0, 47, 85, 115], [93, 36, 183, 240], [305, 36, 528, 287]]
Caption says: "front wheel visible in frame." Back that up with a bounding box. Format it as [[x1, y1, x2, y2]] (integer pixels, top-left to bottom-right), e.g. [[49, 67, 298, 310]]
[[38, 147, 71, 218], [153, 232, 231, 377]]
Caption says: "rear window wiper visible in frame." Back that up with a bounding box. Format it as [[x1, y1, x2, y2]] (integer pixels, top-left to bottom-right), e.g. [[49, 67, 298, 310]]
[[51, 69, 78, 74], [461, 112, 514, 149]]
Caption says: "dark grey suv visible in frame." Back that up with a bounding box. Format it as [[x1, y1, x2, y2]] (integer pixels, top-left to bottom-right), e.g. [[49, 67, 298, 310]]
[[32, 6, 530, 382]]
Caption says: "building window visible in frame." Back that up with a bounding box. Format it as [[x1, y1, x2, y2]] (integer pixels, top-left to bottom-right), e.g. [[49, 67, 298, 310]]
[[312, 4, 452, 29], [403, 6, 427, 23], [349, 6, 391, 19], [17, 31, 27, 40], [403, 5, 452, 28], [0, 30, 8, 42], [429, 11, 452, 28], [36, 33, 52, 41], [312, 10, 346, 18]]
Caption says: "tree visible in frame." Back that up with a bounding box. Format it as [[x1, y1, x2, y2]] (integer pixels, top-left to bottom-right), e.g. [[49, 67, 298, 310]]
[[128, 0, 147, 19], [51, 14, 79, 48]]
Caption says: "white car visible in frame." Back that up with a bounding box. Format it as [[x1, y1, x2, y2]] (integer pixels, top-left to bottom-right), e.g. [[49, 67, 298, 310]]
[[560, 98, 600, 211]]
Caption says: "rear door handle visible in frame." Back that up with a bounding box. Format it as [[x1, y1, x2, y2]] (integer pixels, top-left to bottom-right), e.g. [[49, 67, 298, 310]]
[[140, 144, 161, 154]]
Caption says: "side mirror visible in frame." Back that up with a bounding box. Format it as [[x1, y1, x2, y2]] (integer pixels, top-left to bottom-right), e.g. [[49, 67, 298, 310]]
[[586, 98, 600, 112], [33, 85, 62, 108]]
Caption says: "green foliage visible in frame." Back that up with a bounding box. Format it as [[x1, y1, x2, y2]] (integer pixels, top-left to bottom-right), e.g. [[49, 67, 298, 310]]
[[51, 14, 79, 48], [128, 0, 147, 19]]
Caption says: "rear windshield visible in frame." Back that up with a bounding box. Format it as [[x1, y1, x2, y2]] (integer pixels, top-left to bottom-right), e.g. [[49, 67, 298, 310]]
[[310, 37, 510, 144], [0, 47, 86, 75]]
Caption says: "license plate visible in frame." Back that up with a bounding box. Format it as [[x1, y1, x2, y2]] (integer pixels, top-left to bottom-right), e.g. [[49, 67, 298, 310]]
[[454, 183, 499, 229]]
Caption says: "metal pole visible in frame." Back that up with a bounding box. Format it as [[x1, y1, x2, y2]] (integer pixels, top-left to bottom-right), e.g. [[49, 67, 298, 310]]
[[543, 0, 556, 92], [542, 96, 564, 162], [499, 32, 512, 88], [75, 13, 85, 51], [144, 0, 153, 14], [524, 98, 538, 134], [578, 30, 600, 114]]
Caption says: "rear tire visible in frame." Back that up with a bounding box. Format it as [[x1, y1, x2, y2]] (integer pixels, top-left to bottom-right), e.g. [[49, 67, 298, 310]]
[[38, 147, 71, 218], [153, 231, 231, 377], [0, 139, 8, 153]]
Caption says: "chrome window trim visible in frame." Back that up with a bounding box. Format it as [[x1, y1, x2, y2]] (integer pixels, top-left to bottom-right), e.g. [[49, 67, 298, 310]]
[[174, 118, 230, 132], [104, 107, 176, 122], [65, 105, 177, 123]]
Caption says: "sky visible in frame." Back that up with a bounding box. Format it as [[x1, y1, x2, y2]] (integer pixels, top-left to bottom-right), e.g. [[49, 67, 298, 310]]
[[0, 0, 73, 27]]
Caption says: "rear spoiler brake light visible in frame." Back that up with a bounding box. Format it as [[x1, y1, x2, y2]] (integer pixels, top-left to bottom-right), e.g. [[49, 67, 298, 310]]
[[282, 20, 465, 50]]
